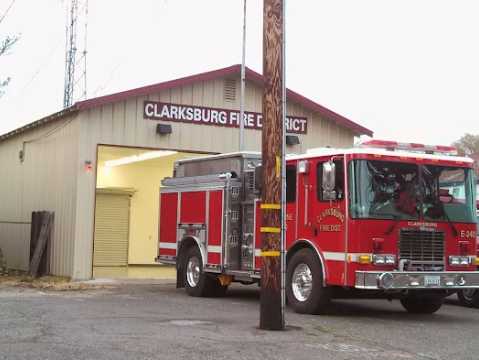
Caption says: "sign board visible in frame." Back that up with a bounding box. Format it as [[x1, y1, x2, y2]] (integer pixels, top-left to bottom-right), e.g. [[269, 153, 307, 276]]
[[143, 101, 308, 134]]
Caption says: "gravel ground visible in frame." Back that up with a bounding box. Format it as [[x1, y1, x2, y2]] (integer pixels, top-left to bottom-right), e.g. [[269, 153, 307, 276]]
[[0, 281, 478, 360]]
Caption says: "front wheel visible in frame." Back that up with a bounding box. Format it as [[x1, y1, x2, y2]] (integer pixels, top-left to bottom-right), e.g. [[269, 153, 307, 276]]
[[184, 246, 227, 297], [286, 249, 331, 314], [458, 289, 479, 308], [400, 295, 444, 314]]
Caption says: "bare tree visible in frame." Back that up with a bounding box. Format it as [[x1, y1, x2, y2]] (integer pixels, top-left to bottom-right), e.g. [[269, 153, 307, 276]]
[[0, 35, 19, 97], [452, 133, 479, 156]]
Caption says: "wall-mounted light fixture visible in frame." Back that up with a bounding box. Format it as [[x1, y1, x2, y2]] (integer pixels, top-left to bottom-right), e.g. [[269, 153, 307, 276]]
[[157, 124, 172, 135], [286, 135, 300, 146]]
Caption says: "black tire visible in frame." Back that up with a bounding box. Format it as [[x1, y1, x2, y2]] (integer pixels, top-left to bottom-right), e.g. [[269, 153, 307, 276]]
[[400, 295, 444, 314], [212, 281, 229, 297], [184, 246, 227, 297], [286, 248, 331, 314], [458, 289, 479, 308]]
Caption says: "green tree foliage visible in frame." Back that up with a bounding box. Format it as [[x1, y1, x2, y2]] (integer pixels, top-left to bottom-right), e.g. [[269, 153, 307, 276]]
[[0, 35, 19, 97], [453, 134, 479, 156]]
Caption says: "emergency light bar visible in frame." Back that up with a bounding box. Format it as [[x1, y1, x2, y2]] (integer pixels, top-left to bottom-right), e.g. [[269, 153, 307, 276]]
[[360, 139, 458, 156]]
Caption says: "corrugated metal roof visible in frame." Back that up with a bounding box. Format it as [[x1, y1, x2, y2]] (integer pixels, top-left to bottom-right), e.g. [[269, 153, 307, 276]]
[[0, 64, 373, 142], [0, 107, 78, 142]]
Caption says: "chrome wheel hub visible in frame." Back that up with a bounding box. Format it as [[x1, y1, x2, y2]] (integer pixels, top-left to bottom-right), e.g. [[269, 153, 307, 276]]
[[186, 256, 201, 288], [291, 263, 313, 302]]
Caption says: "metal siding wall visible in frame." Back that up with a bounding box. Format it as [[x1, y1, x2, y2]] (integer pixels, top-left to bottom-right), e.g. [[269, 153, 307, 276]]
[[244, 82, 262, 151], [72, 110, 100, 279], [0, 116, 79, 275], [72, 77, 357, 279], [302, 111, 355, 151]]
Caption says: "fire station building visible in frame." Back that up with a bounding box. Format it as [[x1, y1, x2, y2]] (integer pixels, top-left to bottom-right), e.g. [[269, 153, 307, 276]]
[[0, 65, 372, 279]]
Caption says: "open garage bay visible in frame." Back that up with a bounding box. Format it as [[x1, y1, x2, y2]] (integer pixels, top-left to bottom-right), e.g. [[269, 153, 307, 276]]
[[93, 145, 204, 278]]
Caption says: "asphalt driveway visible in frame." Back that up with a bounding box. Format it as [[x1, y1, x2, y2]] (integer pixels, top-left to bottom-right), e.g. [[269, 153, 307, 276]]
[[0, 281, 478, 360]]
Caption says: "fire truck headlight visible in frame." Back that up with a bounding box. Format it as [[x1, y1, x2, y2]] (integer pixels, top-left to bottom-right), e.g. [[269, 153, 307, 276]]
[[475, 257, 479, 266], [449, 256, 471, 266], [449, 256, 460, 265], [372, 255, 385, 265], [372, 254, 396, 266], [385, 255, 396, 265]]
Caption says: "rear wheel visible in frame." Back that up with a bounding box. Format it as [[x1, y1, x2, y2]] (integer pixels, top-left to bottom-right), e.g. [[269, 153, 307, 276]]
[[184, 246, 227, 297], [400, 294, 444, 314], [458, 289, 479, 308], [286, 249, 330, 314]]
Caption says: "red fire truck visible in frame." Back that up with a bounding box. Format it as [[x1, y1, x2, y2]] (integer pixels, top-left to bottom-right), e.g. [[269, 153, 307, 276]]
[[157, 140, 479, 314], [457, 195, 479, 308]]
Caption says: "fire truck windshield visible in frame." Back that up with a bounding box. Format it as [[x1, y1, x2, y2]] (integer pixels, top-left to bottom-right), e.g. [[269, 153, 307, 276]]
[[349, 160, 476, 223]]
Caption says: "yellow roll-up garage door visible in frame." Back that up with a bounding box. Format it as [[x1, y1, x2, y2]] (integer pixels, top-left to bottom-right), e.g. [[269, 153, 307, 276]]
[[93, 191, 131, 267]]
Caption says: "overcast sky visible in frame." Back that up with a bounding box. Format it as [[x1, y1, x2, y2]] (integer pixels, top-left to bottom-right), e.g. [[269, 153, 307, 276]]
[[1, 0, 478, 145]]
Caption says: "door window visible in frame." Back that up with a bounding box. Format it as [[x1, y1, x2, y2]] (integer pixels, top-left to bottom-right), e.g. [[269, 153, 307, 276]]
[[317, 160, 344, 201], [286, 165, 297, 203]]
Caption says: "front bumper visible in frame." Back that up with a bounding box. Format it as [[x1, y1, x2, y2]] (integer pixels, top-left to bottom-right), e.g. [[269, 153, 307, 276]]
[[355, 271, 479, 290]]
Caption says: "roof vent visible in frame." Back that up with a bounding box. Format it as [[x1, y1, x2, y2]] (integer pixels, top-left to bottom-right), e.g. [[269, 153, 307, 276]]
[[224, 79, 237, 102]]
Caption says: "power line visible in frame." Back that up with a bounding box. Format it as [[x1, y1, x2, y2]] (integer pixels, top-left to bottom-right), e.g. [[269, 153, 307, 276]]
[[25, 116, 75, 145], [92, 60, 125, 97], [15, 40, 63, 98], [0, 0, 16, 25], [21, 115, 76, 163]]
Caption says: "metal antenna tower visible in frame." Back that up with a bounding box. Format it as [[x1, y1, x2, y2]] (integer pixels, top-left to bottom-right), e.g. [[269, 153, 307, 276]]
[[80, 0, 88, 100], [63, 0, 88, 108], [63, 0, 78, 108]]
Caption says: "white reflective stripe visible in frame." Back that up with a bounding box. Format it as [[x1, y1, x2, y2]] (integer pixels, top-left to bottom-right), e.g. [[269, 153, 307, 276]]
[[251, 249, 373, 262], [323, 252, 346, 261], [208, 245, 222, 253], [159, 242, 177, 250]]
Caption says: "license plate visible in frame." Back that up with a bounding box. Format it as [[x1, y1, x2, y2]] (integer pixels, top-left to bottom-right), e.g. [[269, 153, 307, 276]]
[[424, 275, 441, 287]]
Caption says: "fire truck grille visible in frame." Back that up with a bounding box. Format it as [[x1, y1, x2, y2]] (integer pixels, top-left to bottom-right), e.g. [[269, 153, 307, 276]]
[[399, 229, 445, 265]]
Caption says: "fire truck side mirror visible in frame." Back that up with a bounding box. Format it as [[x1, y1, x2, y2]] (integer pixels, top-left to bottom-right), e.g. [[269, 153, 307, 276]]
[[254, 165, 263, 193], [322, 161, 337, 201]]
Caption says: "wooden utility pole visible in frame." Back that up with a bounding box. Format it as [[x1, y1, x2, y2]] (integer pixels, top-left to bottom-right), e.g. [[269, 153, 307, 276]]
[[260, 0, 285, 330]]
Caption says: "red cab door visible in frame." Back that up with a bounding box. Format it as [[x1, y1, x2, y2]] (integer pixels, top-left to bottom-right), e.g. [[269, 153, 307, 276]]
[[308, 158, 347, 286]]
